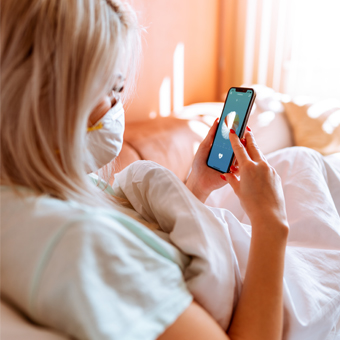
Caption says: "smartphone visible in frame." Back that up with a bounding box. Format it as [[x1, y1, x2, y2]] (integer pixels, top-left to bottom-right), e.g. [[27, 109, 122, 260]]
[[206, 87, 256, 173]]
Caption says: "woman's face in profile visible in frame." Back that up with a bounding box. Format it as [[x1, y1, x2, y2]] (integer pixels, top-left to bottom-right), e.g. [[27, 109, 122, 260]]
[[88, 74, 125, 127]]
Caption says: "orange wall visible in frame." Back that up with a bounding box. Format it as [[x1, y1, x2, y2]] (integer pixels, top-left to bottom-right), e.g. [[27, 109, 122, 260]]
[[218, 0, 248, 99], [126, 0, 220, 123]]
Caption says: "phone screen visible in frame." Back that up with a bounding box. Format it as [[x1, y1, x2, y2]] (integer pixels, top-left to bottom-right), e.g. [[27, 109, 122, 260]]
[[207, 87, 255, 173]]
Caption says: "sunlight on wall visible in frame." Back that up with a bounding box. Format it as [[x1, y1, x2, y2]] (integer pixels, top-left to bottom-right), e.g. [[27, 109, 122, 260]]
[[159, 77, 171, 117], [173, 43, 185, 114], [157, 43, 185, 118]]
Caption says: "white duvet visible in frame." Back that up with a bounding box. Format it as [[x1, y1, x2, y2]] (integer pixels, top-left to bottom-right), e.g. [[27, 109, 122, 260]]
[[113, 147, 340, 340]]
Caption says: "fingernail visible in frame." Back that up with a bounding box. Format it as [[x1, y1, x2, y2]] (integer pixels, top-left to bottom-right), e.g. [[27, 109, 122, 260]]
[[246, 126, 251, 131], [215, 118, 219, 123], [230, 165, 238, 172], [230, 129, 236, 134], [220, 175, 227, 181], [241, 138, 246, 146]]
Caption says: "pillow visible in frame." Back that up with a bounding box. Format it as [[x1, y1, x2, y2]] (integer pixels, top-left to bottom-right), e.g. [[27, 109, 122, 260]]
[[282, 97, 340, 155], [177, 84, 294, 155], [247, 84, 294, 154]]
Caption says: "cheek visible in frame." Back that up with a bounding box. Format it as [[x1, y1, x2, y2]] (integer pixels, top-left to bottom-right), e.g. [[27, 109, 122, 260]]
[[88, 96, 111, 126], [95, 96, 111, 117]]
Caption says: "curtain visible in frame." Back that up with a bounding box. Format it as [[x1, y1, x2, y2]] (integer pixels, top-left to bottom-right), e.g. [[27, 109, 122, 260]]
[[219, 0, 340, 99]]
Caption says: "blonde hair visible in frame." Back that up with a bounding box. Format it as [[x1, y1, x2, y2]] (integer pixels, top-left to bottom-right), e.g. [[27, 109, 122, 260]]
[[1, 0, 141, 208]]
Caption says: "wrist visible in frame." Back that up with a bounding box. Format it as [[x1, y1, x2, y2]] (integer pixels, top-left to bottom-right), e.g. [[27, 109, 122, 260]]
[[251, 217, 289, 243], [186, 174, 210, 203]]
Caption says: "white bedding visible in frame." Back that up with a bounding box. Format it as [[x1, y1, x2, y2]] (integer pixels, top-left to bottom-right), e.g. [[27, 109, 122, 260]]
[[113, 147, 340, 340]]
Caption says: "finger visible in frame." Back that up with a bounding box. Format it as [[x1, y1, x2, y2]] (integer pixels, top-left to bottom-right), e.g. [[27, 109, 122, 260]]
[[230, 165, 239, 174], [231, 157, 238, 167], [244, 130, 266, 162], [224, 172, 240, 192], [220, 165, 239, 178], [229, 129, 251, 166], [240, 137, 247, 148]]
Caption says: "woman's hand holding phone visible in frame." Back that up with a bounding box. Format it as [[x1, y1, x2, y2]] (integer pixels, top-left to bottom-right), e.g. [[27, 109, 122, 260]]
[[187, 117, 289, 237], [186, 119, 232, 203], [225, 129, 289, 235]]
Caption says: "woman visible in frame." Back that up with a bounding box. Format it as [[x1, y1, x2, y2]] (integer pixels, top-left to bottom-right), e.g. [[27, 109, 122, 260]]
[[1, 1, 339, 340]]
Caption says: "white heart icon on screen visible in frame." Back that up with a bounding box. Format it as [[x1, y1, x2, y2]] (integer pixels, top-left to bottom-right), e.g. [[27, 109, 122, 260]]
[[218, 153, 223, 159]]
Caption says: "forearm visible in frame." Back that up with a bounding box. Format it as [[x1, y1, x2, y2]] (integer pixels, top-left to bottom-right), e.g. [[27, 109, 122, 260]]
[[228, 219, 288, 340]]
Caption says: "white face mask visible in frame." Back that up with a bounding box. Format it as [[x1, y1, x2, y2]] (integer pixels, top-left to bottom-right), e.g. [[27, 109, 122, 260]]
[[85, 99, 125, 173]]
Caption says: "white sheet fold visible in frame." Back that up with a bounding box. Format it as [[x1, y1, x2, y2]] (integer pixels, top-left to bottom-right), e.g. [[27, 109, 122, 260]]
[[113, 147, 340, 339], [114, 161, 241, 329]]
